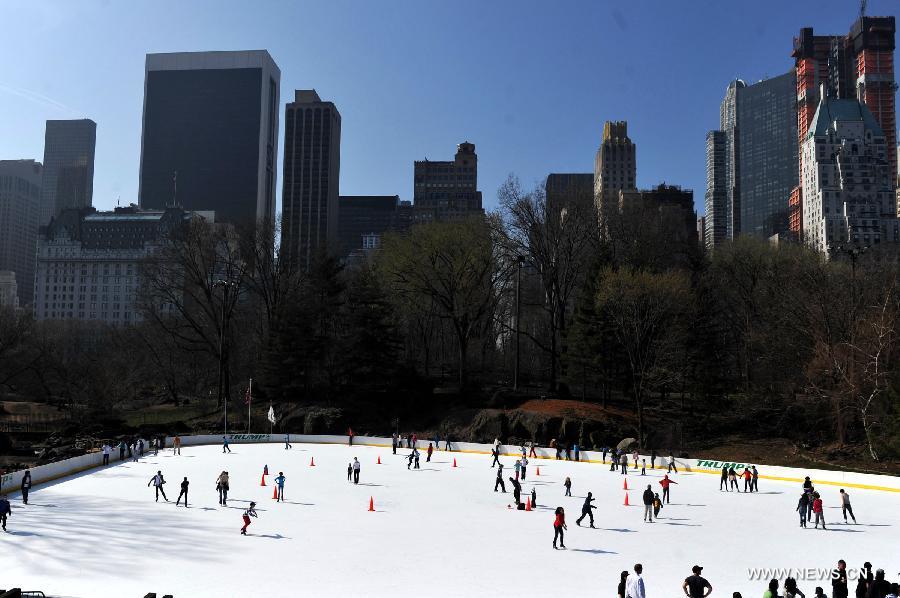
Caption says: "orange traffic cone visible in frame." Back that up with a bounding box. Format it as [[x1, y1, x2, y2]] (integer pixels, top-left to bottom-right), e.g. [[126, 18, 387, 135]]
[[368, 496, 375, 512], [272, 485, 279, 500], [260, 474, 266, 486], [624, 492, 630, 506], [452, 458, 457, 468], [623, 478, 628, 491], [536, 466, 540, 476], [310, 457, 315, 467], [377, 455, 382, 464], [525, 497, 532, 511]]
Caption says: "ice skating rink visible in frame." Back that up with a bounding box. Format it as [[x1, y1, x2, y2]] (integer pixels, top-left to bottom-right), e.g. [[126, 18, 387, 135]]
[[3, 442, 898, 597]]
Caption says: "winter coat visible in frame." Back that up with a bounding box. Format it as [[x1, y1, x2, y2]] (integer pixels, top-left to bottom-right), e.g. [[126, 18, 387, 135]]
[[642, 489, 654, 505], [21, 473, 32, 489], [216, 473, 229, 489], [554, 512, 565, 528], [0, 498, 11, 515], [812, 498, 823, 513], [659, 476, 677, 489]]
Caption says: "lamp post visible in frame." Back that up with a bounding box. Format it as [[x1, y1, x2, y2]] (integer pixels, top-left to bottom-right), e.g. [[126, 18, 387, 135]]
[[214, 279, 236, 435], [514, 255, 526, 391]]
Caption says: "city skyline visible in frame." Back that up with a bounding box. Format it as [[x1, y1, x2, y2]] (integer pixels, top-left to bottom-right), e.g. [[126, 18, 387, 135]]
[[1, 0, 898, 218]]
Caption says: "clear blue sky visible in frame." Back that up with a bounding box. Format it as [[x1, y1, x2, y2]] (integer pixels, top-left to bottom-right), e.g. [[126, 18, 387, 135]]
[[1, 0, 896, 216]]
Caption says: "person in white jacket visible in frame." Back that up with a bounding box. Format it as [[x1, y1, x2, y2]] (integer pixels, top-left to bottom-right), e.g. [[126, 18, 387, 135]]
[[148, 471, 168, 502], [101, 444, 112, 466], [626, 563, 646, 598]]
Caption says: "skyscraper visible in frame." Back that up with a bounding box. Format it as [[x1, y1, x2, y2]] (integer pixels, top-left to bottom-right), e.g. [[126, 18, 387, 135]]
[[593, 121, 636, 235], [337, 195, 410, 261], [801, 92, 899, 255], [705, 72, 798, 246], [545, 173, 594, 215], [790, 16, 896, 239], [0, 159, 42, 306], [139, 51, 280, 227], [413, 142, 482, 223], [281, 90, 342, 269], [704, 131, 727, 248], [40, 119, 95, 225]]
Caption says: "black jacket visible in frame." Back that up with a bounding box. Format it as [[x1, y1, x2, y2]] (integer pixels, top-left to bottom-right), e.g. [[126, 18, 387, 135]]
[[642, 489, 654, 505], [582, 497, 596, 512], [832, 570, 848, 598]]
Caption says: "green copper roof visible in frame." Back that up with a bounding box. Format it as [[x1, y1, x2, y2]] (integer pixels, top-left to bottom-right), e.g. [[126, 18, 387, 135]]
[[809, 96, 884, 138]]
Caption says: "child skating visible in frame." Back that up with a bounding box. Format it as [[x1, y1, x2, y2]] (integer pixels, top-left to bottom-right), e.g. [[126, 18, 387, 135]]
[[564, 476, 572, 497], [241, 502, 258, 535]]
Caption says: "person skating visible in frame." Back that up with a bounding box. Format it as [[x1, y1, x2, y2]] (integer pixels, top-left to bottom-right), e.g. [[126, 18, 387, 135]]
[[812, 492, 825, 529], [626, 564, 646, 598], [668, 454, 678, 473], [856, 563, 873, 598], [520, 444, 527, 459], [411, 433, 417, 449], [284, 434, 292, 450], [683, 565, 713, 598], [727, 467, 740, 492], [531, 487, 537, 508], [173, 435, 182, 456], [764, 580, 780, 598], [867, 570, 891, 598], [838, 490, 857, 524], [353, 457, 361, 483], [602, 446, 609, 464], [803, 476, 813, 491], [632, 450, 639, 470], [529, 441, 537, 458], [148, 470, 168, 502], [348, 462, 354, 481], [427, 443, 433, 462], [216, 471, 229, 505], [719, 466, 728, 491], [618, 570, 630, 598], [491, 446, 500, 468], [0, 495, 10, 531], [574, 443, 580, 462], [785, 577, 806, 598], [610, 449, 619, 472], [407, 452, 415, 470], [652, 493, 663, 519], [806, 486, 815, 521], [21, 470, 32, 505], [413, 450, 420, 469], [642, 485, 655, 522], [650, 449, 657, 470], [392, 432, 398, 455], [576, 492, 596, 527], [833, 560, 848, 598], [222, 436, 231, 453], [494, 464, 506, 492], [797, 492, 810, 528], [552, 506, 567, 549], [564, 476, 572, 497], [274, 472, 285, 502], [554, 440, 562, 460], [621, 453, 628, 475], [740, 467, 752, 492], [176, 477, 189, 507], [514, 459, 521, 480], [814, 587, 826, 598], [660, 474, 677, 503], [101, 443, 111, 466], [510, 477, 522, 506], [348, 427, 354, 446], [564, 443, 572, 461], [444, 435, 451, 451], [137, 438, 144, 457], [641, 459, 647, 475], [520, 456, 528, 480], [751, 465, 759, 492], [241, 502, 257, 535]]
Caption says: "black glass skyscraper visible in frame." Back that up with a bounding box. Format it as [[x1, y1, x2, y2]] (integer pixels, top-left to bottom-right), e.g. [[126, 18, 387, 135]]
[[139, 51, 280, 227], [41, 119, 95, 225]]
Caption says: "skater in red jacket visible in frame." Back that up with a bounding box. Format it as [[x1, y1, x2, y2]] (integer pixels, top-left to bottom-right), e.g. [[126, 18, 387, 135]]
[[553, 506, 567, 549], [659, 474, 678, 504]]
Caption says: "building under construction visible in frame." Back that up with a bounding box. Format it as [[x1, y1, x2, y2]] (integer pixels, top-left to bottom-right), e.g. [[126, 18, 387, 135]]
[[789, 15, 897, 239]]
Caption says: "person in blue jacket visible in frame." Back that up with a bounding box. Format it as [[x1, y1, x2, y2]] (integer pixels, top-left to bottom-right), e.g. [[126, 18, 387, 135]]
[[574, 444, 580, 462], [0, 494, 11, 531], [222, 436, 232, 453], [275, 472, 286, 502]]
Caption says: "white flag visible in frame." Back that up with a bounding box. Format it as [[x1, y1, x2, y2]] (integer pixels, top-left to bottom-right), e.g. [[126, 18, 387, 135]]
[[267, 405, 276, 424]]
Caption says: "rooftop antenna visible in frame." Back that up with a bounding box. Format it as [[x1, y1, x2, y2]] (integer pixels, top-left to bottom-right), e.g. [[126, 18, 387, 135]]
[[172, 170, 178, 208], [860, 0, 866, 18]]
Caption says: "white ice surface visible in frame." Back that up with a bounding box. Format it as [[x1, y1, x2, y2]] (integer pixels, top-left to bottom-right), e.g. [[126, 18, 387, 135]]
[[2, 442, 897, 597]]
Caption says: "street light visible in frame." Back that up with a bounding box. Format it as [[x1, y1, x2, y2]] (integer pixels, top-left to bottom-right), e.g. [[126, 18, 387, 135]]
[[514, 255, 526, 391], [213, 279, 237, 435]]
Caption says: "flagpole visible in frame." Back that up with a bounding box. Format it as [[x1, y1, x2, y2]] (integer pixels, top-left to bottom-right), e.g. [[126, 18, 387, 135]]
[[247, 378, 252, 434]]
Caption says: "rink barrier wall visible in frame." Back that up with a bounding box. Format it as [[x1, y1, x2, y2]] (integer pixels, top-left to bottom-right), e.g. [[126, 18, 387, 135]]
[[0, 439, 149, 498], [163, 433, 900, 493], [3, 433, 896, 496]]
